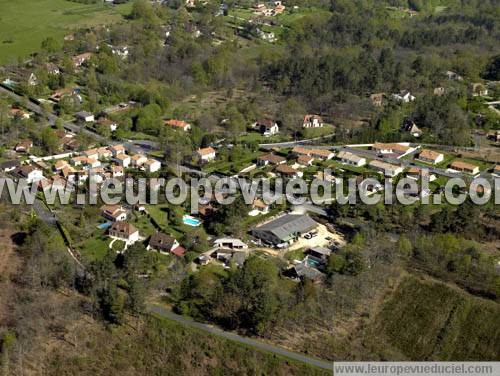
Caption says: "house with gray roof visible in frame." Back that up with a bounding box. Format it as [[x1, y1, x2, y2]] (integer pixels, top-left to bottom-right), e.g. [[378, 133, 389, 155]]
[[252, 214, 318, 246]]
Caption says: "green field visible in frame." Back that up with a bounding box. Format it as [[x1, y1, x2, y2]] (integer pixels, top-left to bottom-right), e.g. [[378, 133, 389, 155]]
[[0, 0, 132, 64]]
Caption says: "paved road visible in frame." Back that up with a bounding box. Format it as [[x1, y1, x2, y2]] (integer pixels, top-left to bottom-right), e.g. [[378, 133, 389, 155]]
[[0, 84, 108, 142], [147, 304, 333, 372], [259, 134, 336, 149]]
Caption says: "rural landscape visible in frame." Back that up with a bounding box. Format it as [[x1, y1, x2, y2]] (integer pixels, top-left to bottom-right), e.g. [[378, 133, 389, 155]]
[[0, 0, 499, 374]]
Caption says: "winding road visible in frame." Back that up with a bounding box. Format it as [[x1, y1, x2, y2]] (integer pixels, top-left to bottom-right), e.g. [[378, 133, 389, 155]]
[[147, 303, 333, 372]]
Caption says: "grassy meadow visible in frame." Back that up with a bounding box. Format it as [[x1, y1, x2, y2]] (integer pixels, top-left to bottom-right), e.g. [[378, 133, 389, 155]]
[[0, 0, 132, 64]]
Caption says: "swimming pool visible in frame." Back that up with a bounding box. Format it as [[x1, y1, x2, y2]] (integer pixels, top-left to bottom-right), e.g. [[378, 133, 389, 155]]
[[97, 221, 112, 230], [306, 257, 321, 268], [183, 215, 201, 227]]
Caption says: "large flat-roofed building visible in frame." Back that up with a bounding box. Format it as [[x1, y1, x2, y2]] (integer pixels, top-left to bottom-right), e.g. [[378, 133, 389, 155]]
[[252, 214, 317, 246]]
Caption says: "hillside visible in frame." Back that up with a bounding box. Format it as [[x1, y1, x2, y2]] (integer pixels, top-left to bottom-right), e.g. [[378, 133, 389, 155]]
[[0, 0, 131, 64], [369, 275, 500, 360]]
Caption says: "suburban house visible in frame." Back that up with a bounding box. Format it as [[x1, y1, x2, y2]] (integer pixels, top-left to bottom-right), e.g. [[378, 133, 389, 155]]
[[254, 119, 279, 136], [115, 154, 131, 168], [310, 149, 334, 160], [75, 111, 94, 123], [493, 165, 500, 176], [9, 108, 31, 119], [418, 149, 444, 165], [23, 72, 38, 86], [297, 155, 314, 166], [401, 119, 422, 137], [110, 144, 126, 156], [291, 147, 334, 160], [406, 167, 433, 181], [213, 238, 248, 250], [392, 90, 415, 103], [275, 164, 303, 178], [274, 2, 285, 15], [372, 142, 414, 157], [314, 170, 336, 184], [111, 165, 124, 177], [337, 151, 367, 167], [98, 117, 118, 132], [370, 93, 385, 107], [45, 63, 60, 75], [97, 147, 113, 160], [195, 147, 217, 163], [449, 161, 480, 175], [0, 160, 20, 172], [144, 159, 161, 173], [433, 87, 445, 96], [249, 198, 269, 216], [85, 158, 101, 169], [213, 249, 248, 268], [61, 166, 77, 184], [302, 114, 323, 128], [70, 156, 88, 167], [163, 119, 191, 131], [252, 214, 318, 247], [100, 204, 128, 222], [147, 232, 182, 255], [15, 139, 33, 153], [306, 247, 332, 265], [468, 83, 488, 97], [131, 154, 148, 167], [108, 221, 139, 245], [369, 160, 403, 177], [292, 146, 312, 156], [83, 148, 99, 160], [54, 160, 69, 171], [287, 262, 323, 282], [17, 165, 43, 184], [72, 52, 93, 68], [257, 153, 286, 166]]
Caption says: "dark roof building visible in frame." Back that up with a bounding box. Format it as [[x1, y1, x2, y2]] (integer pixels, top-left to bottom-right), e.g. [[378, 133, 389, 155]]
[[0, 160, 20, 171], [252, 214, 317, 246], [147, 232, 178, 253]]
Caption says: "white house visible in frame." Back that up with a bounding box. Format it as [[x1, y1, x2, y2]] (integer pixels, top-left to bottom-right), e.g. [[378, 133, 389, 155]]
[[392, 90, 415, 103], [109, 221, 139, 246], [101, 204, 128, 222], [302, 114, 324, 128], [369, 160, 403, 177], [337, 151, 366, 167], [131, 154, 148, 167], [418, 149, 444, 165], [110, 144, 126, 156], [17, 165, 44, 184], [213, 238, 248, 250], [115, 154, 131, 168], [254, 119, 279, 136], [196, 147, 217, 163], [75, 111, 95, 123], [145, 159, 161, 173], [111, 165, 124, 177], [249, 199, 269, 216], [163, 119, 191, 131]]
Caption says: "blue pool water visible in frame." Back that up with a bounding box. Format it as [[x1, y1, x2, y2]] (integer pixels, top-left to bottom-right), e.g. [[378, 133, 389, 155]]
[[183, 215, 201, 226], [307, 258, 321, 268], [97, 221, 112, 230]]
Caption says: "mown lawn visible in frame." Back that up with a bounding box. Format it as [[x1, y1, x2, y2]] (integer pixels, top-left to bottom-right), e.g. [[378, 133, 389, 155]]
[[0, 0, 132, 63], [78, 231, 111, 261]]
